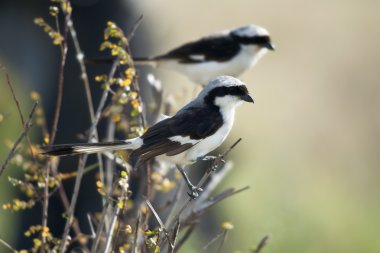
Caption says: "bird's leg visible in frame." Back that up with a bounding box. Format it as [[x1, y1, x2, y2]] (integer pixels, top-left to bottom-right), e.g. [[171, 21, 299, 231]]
[[176, 165, 203, 199], [201, 155, 217, 161]]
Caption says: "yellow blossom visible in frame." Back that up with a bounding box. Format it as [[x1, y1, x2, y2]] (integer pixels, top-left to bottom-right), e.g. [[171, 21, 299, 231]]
[[120, 78, 132, 87], [96, 180, 103, 188], [120, 170, 128, 178], [112, 114, 121, 123], [125, 224, 132, 234], [220, 221, 234, 230], [30, 91, 40, 101]]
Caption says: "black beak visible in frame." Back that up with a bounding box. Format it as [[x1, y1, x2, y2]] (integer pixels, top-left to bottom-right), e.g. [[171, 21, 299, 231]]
[[265, 42, 275, 51], [241, 94, 254, 103]]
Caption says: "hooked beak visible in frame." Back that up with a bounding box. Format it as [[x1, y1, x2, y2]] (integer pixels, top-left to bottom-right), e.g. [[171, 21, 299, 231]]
[[241, 94, 254, 103], [264, 42, 275, 51]]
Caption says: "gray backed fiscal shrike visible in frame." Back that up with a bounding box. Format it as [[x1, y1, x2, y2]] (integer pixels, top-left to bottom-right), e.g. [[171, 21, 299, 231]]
[[89, 24, 274, 85], [42, 76, 254, 197]]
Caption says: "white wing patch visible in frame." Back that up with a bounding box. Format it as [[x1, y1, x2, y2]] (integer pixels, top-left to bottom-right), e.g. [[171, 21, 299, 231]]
[[169, 135, 199, 145], [189, 54, 206, 61]]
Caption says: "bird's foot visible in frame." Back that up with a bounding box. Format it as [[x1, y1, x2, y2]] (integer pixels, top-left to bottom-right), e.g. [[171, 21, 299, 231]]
[[201, 155, 217, 161], [187, 185, 203, 199], [209, 154, 225, 171]]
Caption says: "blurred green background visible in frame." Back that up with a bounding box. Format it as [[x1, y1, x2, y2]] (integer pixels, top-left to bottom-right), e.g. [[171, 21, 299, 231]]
[[1, 0, 380, 252], [142, 0, 380, 252]]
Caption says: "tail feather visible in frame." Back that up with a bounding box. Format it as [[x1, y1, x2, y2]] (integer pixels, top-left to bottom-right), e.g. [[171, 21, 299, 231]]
[[42, 139, 141, 156]]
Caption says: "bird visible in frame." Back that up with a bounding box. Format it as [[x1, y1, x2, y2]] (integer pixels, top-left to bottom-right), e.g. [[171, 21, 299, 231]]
[[42, 76, 254, 197], [88, 24, 274, 84]]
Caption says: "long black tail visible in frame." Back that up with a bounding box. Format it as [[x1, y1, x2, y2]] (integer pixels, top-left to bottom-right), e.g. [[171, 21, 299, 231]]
[[42, 140, 134, 156]]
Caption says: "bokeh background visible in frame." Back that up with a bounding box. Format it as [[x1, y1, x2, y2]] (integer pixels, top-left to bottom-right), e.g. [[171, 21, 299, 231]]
[[1, 0, 380, 252]]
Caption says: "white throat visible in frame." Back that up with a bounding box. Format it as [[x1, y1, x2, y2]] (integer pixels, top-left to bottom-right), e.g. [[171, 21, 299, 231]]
[[241, 45, 269, 68]]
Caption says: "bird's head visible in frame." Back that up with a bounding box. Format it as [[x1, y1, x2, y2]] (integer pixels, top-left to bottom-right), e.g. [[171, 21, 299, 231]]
[[201, 76, 254, 108], [230, 24, 275, 51]]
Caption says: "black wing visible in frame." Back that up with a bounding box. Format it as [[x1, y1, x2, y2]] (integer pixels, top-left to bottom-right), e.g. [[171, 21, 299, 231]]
[[131, 106, 223, 166], [155, 35, 241, 63]]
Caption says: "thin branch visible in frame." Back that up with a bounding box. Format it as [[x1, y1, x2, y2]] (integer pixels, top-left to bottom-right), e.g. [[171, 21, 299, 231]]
[[67, 10, 105, 186], [174, 138, 242, 220], [103, 189, 126, 253], [49, 6, 70, 145], [4, 72, 36, 160], [195, 161, 234, 204], [131, 214, 141, 253], [125, 14, 146, 129], [87, 213, 96, 239], [43, 7, 70, 253], [179, 186, 250, 230], [201, 231, 224, 253], [90, 199, 111, 252], [41, 161, 50, 253], [127, 14, 143, 41], [0, 102, 38, 176], [146, 200, 173, 249], [60, 39, 122, 253], [50, 159, 83, 237], [216, 230, 229, 253], [173, 223, 196, 253], [164, 180, 186, 229], [90, 180, 119, 253], [168, 220, 180, 253], [0, 236, 17, 253], [67, 15, 96, 121], [253, 235, 270, 253]]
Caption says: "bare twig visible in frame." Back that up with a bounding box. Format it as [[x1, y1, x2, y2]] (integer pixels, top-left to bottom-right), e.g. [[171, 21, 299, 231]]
[[103, 189, 126, 253], [90, 180, 119, 253], [0, 102, 38, 176], [4, 72, 36, 160], [90, 200, 111, 252], [125, 14, 146, 129], [67, 9, 105, 186], [195, 161, 234, 204], [43, 7, 70, 253], [146, 200, 174, 249], [41, 161, 50, 253], [175, 138, 243, 220], [131, 214, 141, 253], [67, 15, 95, 121], [180, 186, 250, 228], [174, 223, 196, 253], [253, 235, 270, 253], [50, 160, 83, 237], [201, 231, 224, 252], [168, 220, 180, 253], [164, 180, 186, 229], [0, 236, 17, 253], [216, 230, 229, 253], [127, 14, 143, 41], [87, 214, 96, 239], [60, 39, 122, 253], [49, 6, 70, 145]]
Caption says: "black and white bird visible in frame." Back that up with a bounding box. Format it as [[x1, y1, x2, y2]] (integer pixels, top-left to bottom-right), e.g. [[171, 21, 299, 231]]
[[42, 76, 254, 197], [89, 24, 274, 84]]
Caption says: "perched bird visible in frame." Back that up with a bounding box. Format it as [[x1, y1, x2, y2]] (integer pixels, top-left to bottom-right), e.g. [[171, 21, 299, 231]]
[[89, 24, 274, 84], [42, 76, 254, 197]]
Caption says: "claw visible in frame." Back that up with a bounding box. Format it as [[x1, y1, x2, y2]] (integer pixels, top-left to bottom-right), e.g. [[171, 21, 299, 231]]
[[201, 155, 216, 161], [187, 186, 203, 199], [209, 155, 225, 171]]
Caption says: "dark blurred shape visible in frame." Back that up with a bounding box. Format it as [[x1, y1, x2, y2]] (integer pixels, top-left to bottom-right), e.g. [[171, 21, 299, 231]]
[[0, 0, 156, 249]]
